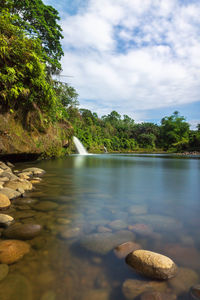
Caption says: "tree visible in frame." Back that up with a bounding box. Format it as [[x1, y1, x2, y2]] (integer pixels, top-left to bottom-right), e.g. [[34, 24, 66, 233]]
[[160, 111, 190, 150], [1, 0, 63, 72]]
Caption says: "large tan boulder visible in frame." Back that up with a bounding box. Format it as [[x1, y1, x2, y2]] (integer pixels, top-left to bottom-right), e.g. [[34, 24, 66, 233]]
[[0, 194, 11, 210], [0, 240, 30, 264], [4, 179, 32, 191], [126, 250, 178, 280], [22, 168, 45, 176]]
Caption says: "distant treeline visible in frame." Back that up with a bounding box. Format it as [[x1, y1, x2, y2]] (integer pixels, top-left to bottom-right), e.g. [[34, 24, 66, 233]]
[[68, 108, 200, 153]]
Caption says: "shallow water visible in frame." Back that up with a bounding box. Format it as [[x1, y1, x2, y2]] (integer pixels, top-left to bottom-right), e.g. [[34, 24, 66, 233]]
[[1, 154, 200, 299]]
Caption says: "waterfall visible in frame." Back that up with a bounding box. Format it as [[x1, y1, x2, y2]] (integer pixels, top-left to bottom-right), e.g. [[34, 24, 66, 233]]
[[73, 136, 88, 155]]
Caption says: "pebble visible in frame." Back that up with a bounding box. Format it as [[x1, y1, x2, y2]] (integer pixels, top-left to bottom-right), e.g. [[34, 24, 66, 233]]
[[0, 193, 11, 210], [0, 214, 14, 227], [3, 223, 42, 240], [114, 241, 141, 259], [0, 240, 30, 264], [126, 250, 178, 280]]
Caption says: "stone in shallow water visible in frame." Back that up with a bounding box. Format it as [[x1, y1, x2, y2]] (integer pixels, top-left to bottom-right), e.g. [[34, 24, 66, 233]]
[[22, 167, 45, 176], [0, 264, 9, 281], [3, 223, 42, 240], [33, 201, 58, 211], [80, 230, 135, 255], [114, 241, 142, 259], [0, 193, 11, 210], [0, 240, 30, 264], [108, 219, 127, 230], [132, 214, 182, 232], [168, 267, 199, 294], [56, 218, 71, 225], [122, 279, 167, 300], [4, 179, 32, 191], [0, 214, 14, 227], [40, 291, 56, 300], [190, 284, 200, 300], [126, 250, 178, 280], [0, 274, 32, 300], [82, 289, 110, 300], [97, 226, 112, 233], [128, 224, 153, 236], [140, 291, 177, 300], [0, 188, 21, 200], [129, 205, 148, 215], [59, 227, 81, 239]]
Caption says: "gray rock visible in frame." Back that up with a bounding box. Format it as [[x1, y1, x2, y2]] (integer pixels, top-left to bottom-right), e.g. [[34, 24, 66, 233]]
[[0, 188, 21, 199], [0, 274, 32, 300], [126, 250, 178, 280], [0, 214, 14, 227], [108, 219, 127, 230], [3, 223, 42, 240], [129, 205, 148, 215], [0, 264, 9, 281]]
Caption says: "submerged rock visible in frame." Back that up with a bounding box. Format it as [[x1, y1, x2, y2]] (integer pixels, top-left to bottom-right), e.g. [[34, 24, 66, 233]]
[[0, 274, 32, 300], [0, 194, 11, 210], [128, 224, 153, 236], [40, 291, 56, 300], [33, 201, 58, 211], [80, 230, 135, 255], [129, 205, 148, 215], [0, 264, 9, 281], [108, 219, 127, 230], [168, 267, 199, 294], [122, 279, 167, 300], [126, 250, 178, 280], [190, 284, 200, 300], [140, 291, 177, 300], [3, 223, 42, 240], [114, 241, 141, 259], [0, 214, 14, 227], [0, 240, 30, 264], [59, 227, 81, 239]]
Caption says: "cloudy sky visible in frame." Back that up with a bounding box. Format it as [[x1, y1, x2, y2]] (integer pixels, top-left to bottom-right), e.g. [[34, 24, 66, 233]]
[[44, 0, 200, 128]]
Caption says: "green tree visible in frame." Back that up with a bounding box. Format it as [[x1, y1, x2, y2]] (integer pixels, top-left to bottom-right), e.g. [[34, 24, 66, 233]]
[[1, 0, 63, 72], [160, 111, 190, 150]]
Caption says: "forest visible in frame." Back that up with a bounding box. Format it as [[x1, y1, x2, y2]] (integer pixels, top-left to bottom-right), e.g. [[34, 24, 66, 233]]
[[0, 1, 200, 155]]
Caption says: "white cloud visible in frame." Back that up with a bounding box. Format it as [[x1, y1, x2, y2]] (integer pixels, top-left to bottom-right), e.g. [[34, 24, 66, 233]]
[[56, 0, 200, 120]]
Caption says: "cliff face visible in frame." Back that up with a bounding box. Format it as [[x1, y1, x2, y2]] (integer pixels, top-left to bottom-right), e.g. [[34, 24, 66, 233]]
[[0, 113, 74, 160]]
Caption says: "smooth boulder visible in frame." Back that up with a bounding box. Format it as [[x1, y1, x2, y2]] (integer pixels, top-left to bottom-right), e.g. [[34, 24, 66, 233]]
[[22, 167, 45, 176], [126, 250, 178, 280], [0, 188, 21, 200], [0, 194, 11, 210], [0, 240, 30, 264], [0, 214, 14, 227], [3, 223, 42, 240]]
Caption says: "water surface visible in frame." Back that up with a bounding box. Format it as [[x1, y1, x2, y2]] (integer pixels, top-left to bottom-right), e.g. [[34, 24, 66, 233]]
[[3, 154, 200, 299]]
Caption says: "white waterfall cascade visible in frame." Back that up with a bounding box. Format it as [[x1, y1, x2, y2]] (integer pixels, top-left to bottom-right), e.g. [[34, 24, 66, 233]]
[[73, 136, 88, 155]]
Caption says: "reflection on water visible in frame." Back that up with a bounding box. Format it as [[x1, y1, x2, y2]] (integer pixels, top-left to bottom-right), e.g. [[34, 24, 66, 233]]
[[1, 154, 200, 300]]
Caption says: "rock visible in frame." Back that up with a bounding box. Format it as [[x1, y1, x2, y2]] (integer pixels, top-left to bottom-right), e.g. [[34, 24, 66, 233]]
[[0, 176, 9, 182], [40, 291, 56, 300], [0, 214, 14, 227], [129, 205, 148, 215], [5, 179, 32, 191], [0, 264, 9, 281], [0, 274, 32, 300], [56, 218, 71, 225], [122, 279, 167, 300], [128, 224, 153, 236], [126, 250, 178, 280], [108, 219, 127, 230], [190, 284, 200, 300], [22, 167, 45, 176], [0, 194, 11, 209], [6, 162, 14, 168], [132, 214, 182, 232], [140, 291, 177, 300], [59, 227, 81, 239], [81, 289, 110, 300], [0, 171, 19, 181], [168, 267, 199, 293], [18, 171, 33, 180], [97, 226, 112, 233], [0, 240, 30, 264], [0, 161, 10, 170], [162, 244, 200, 268], [3, 223, 42, 240], [33, 201, 58, 211], [0, 188, 21, 199], [114, 241, 141, 259], [80, 230, 135, 255], [13, 197, 38, 205]]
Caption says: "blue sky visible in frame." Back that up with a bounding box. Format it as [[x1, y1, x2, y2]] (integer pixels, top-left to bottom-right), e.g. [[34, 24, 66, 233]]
[[44, 0, 200, 128]]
